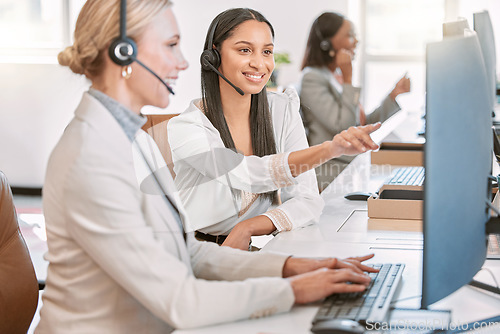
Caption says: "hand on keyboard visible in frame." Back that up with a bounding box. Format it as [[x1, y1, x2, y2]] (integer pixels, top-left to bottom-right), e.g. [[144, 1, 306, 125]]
[[312, 263, 405, 324], [284, 253, 379, 304], [287, 267, 372, 304], [283, 254, 379, 277], [335, 254, 381, 275]]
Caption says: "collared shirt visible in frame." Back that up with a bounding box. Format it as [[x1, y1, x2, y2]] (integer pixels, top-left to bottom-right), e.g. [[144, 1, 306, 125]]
[[88, 88, 146, 142], [88, 88, 186, 241]]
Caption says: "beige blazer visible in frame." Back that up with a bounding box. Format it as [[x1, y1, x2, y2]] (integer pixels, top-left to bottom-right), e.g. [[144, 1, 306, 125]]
[[36, 93, 294, 334]]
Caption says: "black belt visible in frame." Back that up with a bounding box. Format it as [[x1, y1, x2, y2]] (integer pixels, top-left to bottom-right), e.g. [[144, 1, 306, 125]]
[[195, 231, 227, 245]]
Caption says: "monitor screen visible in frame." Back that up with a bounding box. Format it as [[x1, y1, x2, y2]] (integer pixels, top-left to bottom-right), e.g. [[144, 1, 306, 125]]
[[474, 10, 497, 112], [423, 33, 492, 308], [443, 17, 470, 38]]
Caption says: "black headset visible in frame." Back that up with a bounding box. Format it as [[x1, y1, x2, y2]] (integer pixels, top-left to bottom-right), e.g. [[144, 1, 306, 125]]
[[200, 19, 221, 71], [314, 18, 333, 52], [199, 17, 244, 96], [108, 0, 174, 95], [108, 0, 137, 66]]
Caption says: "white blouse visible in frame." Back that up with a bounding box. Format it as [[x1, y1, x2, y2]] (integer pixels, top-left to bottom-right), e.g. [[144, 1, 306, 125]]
[[168, 88, 324, 235]]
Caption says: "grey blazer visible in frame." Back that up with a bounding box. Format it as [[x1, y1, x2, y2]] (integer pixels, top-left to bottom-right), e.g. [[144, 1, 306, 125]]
[[299, 67, 401, 189], [299, 66, 400, 147]]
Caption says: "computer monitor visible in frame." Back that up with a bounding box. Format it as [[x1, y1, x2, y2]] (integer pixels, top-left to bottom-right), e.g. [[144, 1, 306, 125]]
[[443, 17, 470, 38], [474, 10, 497, 114], [423, 33, 492, 308]]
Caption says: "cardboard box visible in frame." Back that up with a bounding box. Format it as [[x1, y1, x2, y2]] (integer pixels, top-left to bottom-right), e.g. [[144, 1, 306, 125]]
[[367, 218, 423, 232], [367, 189, 423, 220], [371, 142, 423, 166]]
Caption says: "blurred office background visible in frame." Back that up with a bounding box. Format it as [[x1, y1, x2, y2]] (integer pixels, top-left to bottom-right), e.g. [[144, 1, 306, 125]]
[[1, 0, 499, 188]]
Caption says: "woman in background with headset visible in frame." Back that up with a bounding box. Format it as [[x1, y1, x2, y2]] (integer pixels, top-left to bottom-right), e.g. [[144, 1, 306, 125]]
[[36, 1, 378, 333], [168, 8, 381, 251], [300, 12, 411, 190]]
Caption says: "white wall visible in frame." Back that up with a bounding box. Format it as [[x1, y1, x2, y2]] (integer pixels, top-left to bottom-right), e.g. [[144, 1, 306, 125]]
[[0, 0, 349, 187], [7, 1, 500, 188], [0, 64, 89, 187], [161, 0, 350, 114]]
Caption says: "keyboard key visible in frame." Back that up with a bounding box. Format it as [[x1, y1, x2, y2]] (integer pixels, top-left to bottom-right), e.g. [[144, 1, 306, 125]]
[[386, 167, 425, 187], [312, 263, 405, 325]]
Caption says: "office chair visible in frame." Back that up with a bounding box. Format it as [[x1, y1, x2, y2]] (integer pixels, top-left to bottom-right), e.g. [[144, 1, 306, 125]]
[[142, 114, 179, 178], [0, 171, 39, 334]]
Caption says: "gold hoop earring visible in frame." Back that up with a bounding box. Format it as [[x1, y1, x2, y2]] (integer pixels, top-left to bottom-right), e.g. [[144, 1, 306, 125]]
[[329, 50, 336, 57], [121, 65, 132, 79]]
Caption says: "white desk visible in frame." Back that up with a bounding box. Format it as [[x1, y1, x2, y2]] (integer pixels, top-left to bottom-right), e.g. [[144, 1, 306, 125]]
[[22, 110, 500, 333], [175, 111, 500, 334]]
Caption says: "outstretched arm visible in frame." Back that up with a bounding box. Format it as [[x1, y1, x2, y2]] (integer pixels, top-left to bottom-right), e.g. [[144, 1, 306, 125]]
[[169, 112, 380, 193], [288, 123, 381, 177]]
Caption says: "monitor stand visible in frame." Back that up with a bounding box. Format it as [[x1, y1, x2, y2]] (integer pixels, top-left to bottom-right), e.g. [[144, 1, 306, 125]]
[[468, 216, 500, 295], [469, 279, 500, 295]]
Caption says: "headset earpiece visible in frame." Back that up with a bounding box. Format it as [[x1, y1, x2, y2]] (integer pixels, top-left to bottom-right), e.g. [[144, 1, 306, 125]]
[[109, 0, 174, 94], [319, 39, 332, 52], [108, 37, 137, 66], [200, 17, 222, 71], [199, 16, 244, 96], [200, 48, 221, 71], [314, 18, 333, 55]]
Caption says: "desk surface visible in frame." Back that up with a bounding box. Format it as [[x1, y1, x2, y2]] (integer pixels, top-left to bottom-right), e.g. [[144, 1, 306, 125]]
[[21, 110, 500, 333], [175, 110, 500, 333]]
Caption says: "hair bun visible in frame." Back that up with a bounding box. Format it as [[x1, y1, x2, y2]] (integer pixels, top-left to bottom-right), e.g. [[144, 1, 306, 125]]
[[58, 45, 87, 75]]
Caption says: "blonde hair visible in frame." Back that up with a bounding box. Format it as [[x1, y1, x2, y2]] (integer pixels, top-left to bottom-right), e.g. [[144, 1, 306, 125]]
[[58, 0, 171, 79]]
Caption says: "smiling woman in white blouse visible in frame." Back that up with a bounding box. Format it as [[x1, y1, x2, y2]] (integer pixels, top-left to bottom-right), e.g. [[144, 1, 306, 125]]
[[35, 2, 381, 332], [168, 8, 381, 251]]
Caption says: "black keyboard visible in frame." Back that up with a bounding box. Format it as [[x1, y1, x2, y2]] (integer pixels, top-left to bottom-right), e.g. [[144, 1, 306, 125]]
[[312, 263, 405, 325], [386, 167, 425, 187]]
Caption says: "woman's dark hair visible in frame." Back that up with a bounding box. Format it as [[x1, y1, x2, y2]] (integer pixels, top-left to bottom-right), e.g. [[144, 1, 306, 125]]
[[301, 12, 344, 70], [201, 8, 277, 202]]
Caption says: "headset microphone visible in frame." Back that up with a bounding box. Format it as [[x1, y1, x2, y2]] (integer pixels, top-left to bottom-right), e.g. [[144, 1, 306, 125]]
[[109, 0, 174, 95], [132, 56, 175, 95], [201, 54, 244, 96], [200, 18, 245, 96]]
